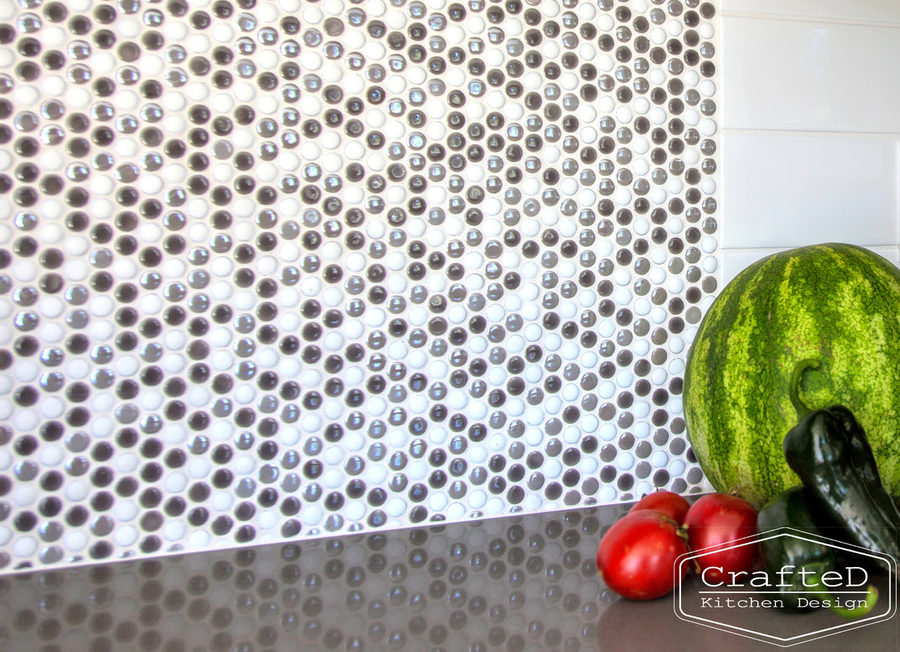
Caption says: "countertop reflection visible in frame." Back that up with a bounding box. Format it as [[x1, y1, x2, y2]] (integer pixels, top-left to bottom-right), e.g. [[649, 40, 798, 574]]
[[1, 504, 898, 651]]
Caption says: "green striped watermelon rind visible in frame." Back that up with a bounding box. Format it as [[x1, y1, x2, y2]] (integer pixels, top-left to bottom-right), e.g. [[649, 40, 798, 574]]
[[684, 242, 900, 509]]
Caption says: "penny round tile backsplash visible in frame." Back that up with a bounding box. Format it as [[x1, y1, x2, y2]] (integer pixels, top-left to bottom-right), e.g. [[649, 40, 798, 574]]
[[0, 0, 718, 571]]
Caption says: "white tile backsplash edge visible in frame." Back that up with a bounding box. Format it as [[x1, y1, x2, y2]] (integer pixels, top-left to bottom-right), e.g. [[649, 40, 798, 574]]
[[720, 10, 900, 29], [722, 128, 900, 139]]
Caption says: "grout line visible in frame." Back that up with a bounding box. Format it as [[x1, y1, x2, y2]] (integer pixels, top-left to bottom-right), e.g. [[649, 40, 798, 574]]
[[714, 9, 724, 288], [721, 245, 900, 253], [721, 128, 900, 139], [721, 10, 900, 30]]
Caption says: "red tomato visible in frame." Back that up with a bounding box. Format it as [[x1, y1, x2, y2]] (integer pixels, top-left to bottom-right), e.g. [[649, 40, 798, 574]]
[[684, 493, 759, 584], [630, 490, 691, 523], [596, 510, 689, 600]]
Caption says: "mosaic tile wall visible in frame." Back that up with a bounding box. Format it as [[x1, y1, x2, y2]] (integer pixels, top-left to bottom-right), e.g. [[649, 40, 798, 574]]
[[0, 0, 719, 571]]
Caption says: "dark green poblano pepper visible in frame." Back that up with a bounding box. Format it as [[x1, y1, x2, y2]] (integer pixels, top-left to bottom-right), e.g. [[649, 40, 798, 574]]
[[783, 360, 900, 561], [758, 486, 878, 616], [827, 404, 900, 522]]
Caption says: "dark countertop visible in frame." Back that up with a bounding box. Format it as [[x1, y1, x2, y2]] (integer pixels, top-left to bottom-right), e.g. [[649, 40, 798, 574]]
[[0, 504, 897, 651]]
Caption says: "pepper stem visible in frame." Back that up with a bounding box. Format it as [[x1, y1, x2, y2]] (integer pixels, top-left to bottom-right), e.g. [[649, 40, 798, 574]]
[[805, 572, 879, 619], [789, 358, 820, 420]]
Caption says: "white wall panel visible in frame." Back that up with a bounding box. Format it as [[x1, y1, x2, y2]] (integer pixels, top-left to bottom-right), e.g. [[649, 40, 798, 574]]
[[722, 133, 899, 248], [723, 17, 900, 132]]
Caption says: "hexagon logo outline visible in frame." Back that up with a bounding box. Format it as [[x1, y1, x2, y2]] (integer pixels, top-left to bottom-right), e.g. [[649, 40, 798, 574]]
[[673, 526, 897, 647]]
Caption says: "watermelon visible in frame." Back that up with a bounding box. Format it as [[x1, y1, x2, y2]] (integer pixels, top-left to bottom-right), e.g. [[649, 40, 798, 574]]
[[684, 243, 900, 508]]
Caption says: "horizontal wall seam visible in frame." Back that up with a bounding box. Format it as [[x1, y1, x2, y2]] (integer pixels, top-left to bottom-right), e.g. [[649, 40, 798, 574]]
[[721, 11, 900, 29]]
